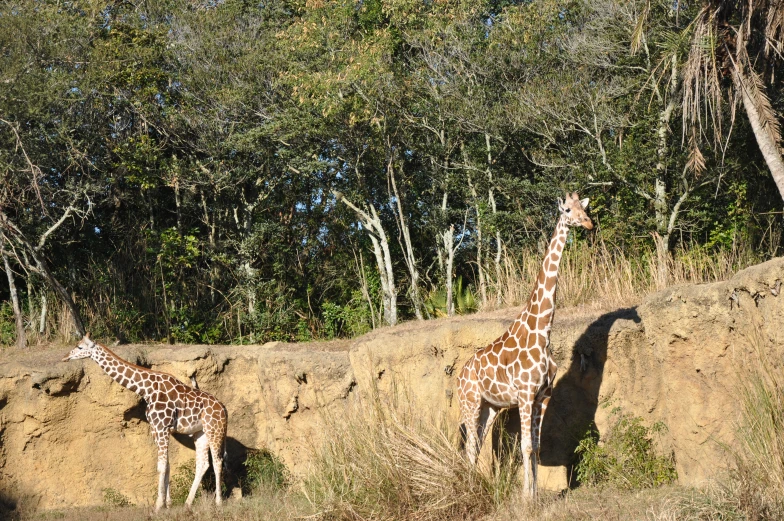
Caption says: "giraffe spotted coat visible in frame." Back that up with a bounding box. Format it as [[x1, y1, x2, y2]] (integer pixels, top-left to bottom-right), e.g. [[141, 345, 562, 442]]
[[457, 192, 592, 497], [63, 334, 228, 511]]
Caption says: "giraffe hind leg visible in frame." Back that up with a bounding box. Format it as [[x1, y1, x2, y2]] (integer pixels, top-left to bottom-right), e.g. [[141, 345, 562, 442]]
[[206, 428, 226, 505], [532, 384, 553, 476], [153, 430, 170, 512]]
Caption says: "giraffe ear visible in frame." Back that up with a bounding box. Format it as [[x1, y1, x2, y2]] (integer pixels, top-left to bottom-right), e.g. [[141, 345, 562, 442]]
[[557, 198, 565, 212], [85, 332, 91, 339], [580, 197, 590, 209]]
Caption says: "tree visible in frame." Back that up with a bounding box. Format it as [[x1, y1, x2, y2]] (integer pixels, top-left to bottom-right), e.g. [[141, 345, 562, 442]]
[[683, 0, 784, 201]]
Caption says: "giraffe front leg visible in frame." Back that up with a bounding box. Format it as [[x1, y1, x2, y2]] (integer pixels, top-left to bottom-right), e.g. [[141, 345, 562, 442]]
[[460, 397, 482, 465], [531, 386, 552, 497], [517, 389, 536, 498], [185, 433, 210, 508], [153, 431, 170, 512]]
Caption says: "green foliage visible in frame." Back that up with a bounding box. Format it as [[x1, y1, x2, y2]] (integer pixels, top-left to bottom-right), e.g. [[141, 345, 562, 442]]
[[0, 303, 16, 347], [321, 291, 373, 339], [424, 276, 478, 318], [168, 460, 198, 506], [101, 488, 132, 508], [0, 0, 782, 348], [242, 448, 289, 494], [575, 407, 677, 490]]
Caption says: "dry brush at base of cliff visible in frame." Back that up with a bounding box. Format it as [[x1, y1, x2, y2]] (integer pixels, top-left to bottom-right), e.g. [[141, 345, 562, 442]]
[[301, 382, 521, 521]]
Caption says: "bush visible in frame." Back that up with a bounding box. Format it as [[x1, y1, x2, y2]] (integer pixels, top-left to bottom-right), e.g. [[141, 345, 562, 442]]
[[101, 488, 131, 507], [574, 407, 677, 489], [243, 448, 289, 494], [0, 302, 16, 346]]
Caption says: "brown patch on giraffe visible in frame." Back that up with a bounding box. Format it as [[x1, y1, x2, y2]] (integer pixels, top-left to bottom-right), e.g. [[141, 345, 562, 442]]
[[528, 303, 540, 316], [485, 366, 496, 379], [486, 351, 499, 366], [503, 336, 517, 348], [526, 313, 538, 330], [521, 356, 533, 369], [536, 269, 546, 285], [540, 298, 553, 313], [544, 277, 556, 292], [537, 315, 550, 329], [529, 348, 541, 364], [536, 333, 548, 347], [499, 348, 519, 366]]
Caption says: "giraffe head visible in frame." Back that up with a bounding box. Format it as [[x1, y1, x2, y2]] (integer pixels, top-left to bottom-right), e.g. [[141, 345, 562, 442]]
[[557, 192, 593, 230], [62, 332, 98, 362]]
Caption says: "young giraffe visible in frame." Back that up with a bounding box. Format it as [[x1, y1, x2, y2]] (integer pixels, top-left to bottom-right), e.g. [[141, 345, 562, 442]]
[[63, 333, 228, 511], [457, 192, 592, 497]]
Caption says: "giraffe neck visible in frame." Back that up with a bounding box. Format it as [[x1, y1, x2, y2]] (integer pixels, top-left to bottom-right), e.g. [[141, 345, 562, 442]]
[[524, 214, 569, 321], [90, 344, 153, 401]]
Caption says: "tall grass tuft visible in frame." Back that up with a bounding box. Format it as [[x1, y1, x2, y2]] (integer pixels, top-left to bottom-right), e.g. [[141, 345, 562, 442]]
[[727, 332, 784, 520], [487, 240, 762, 312], [302, 381, 520, 521]]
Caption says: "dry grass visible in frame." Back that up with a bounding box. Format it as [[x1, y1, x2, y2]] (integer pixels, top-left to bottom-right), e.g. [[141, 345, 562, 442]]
[[723, 329, 784, 520], [486, 240, 761, 312], [301, 382, 521, 521], [15, 486, 309, 521]]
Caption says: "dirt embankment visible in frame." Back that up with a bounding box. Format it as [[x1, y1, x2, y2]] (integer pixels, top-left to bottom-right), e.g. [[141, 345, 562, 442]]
[[1, 258, 782, 511]]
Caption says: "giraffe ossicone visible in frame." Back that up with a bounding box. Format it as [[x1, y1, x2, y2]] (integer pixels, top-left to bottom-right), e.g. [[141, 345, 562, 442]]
[[63, 333, 228, 511], [457, 191, 592, 498]]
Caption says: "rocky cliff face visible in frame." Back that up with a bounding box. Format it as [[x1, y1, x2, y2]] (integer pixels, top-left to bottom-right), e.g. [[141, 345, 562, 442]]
[[1, 258, 782, 511]]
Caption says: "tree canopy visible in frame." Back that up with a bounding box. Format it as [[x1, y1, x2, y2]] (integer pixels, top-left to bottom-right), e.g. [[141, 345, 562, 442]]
[[1, 0, 782, 345]]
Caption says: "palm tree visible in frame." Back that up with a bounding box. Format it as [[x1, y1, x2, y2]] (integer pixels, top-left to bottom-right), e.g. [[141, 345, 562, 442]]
[[683, 0, 784, 199]]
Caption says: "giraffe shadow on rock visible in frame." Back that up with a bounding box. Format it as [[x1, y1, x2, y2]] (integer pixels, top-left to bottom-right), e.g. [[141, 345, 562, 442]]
[[492, 307, 641, 488]]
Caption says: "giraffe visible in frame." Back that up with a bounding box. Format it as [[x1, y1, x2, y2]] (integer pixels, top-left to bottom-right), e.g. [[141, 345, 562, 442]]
[[63, 333, 228, 511], [457, 192, 592, 497]]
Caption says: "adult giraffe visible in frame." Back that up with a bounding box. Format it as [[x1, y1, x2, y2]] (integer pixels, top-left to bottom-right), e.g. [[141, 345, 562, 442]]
[[457, 192, 592, 497], [63, 333, 228, 511]]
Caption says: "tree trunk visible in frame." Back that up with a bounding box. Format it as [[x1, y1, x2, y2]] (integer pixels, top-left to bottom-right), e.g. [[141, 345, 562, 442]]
[[486, 134, 503, 306], [334, 192, 398, 326], [734, 67, 784, 202], [654, 53, 678, 259], [39, 293, 47, 335], [442, 225, 456, 317], [466, 171, 487, 307], [2, 249, 26, 349], [388, 161, 423, 320]]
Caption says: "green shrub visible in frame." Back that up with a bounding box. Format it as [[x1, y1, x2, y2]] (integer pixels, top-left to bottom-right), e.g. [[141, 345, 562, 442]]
[[167, 459, 198, 505], [574, 407, 677, 489], [424, 276, 478, 317], [243, 448, 289, 494], [101, 488, 132, 507], [0, 302, 16, 346]]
